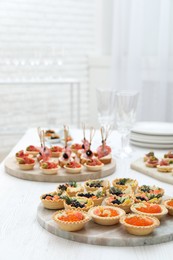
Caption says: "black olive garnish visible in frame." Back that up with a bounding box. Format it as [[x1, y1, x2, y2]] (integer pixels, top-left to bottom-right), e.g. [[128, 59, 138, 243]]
[[86, 150, 92, 157], [63, 153, 69, 159]]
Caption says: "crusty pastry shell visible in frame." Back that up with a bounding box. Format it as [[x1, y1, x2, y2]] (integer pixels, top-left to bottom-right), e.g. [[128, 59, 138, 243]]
[[84, 179, 110, 192], [157, 165, 173, 173], [26, 151, 39, 157], [163, 199, 173, 216], [64, 165, 82, 174], [66, 185, 84, 197], [64, 198, 94, 212], [145, 162, 158, 168], [89, 206, 125, 225], [18, 162, 35, 170], [84, 163, 104, 172], [51, 151, 62, 158], [40, 191, 64, 210], [99, 154, 112, 165], [40, 166, 60, 175], [76, 192, 104, 206], [120, 214, 160, 236], [52, 210, 90, 231], [130, 203, 168, 220]]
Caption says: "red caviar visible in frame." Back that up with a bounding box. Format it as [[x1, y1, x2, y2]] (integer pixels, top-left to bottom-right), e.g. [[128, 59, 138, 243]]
[[58, 211, 84, 222], [136, 203, 162, 213], [167, 200, 173, 207], [125, 216, 153, 226]]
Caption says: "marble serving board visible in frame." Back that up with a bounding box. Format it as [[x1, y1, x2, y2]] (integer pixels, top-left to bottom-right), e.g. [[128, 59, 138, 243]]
[[4, 157, 116, 183], [131, 158, 173, 185], [37, 203, 173, 247]]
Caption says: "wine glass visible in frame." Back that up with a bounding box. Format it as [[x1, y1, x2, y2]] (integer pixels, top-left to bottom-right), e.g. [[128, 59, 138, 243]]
[[96, 88, 116, 129], [115, 90, 139, 158]]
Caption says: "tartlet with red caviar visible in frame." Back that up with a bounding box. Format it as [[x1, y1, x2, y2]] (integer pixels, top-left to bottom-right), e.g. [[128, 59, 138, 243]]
[[17, 157, 35, 170], [105, 194, 134, 213], [145, 156, 159, 168], [84, 179, 110, 193], [120, 214, 160, 236], [89, 206, 125, 225], [64, 161, 82, 174], [40, 191, 66, 210], [163, 199, 173, 215], [131, 202, 168, 220], [84, 158, 104, 172], [15, 150, 33, 161], [50, 146, 63, 157], [64, 196, 94, 212], [52, 209, 90, 232], [40, 161, 60, 175], [26, 145, 40, 157]]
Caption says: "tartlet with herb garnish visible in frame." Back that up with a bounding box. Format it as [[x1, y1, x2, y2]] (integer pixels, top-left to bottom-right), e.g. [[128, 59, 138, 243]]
[[84, 179, 110, 193], [164, 151, 173, 163], [106, 185, 133, 197], [112, 178, 138, 192], [77, 189, 105, 206], [131, 202, 168, 220], [40, 191, 66, 209], [105, 194, 134, 213], [52, 209, 90, 232], [137, 185, 164, 197], [44, 129, 55, 137], [64, 196, 94, 212], [134, 192, 163, 204], [120, 214, 160, 236], [163, 199, 173, 215], [66, 181, 84, 197], [17, 157, 35, 170], [89, 206, 125, 226]]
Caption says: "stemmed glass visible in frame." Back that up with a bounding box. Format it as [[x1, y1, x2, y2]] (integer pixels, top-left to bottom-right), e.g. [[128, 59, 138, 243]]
[[115, 90, 139, 158], [96, 88, 116, 129]]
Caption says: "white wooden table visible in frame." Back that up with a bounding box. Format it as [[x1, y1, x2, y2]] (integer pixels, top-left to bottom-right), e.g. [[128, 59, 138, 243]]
[[0, 128, 173, 260]]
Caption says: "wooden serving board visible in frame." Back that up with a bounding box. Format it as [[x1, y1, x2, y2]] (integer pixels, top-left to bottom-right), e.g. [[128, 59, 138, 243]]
[[37, 203, 173, 247], [4, 157, 116, 183], [131, 158, 173, 185]]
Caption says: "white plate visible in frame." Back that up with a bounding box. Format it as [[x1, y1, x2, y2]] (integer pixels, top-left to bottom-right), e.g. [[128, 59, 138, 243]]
[[130, 140, 173, 149], [130, 133, 173, 144], [132, 122, 173, 136]]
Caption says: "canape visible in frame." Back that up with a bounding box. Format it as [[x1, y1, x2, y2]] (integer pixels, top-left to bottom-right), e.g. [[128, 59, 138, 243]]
[[105, 194, 134, 213], [50, 146, 63, 157], [112, 178, 138, 192], [137, 185, 164, 197], [84, 158, 104, 172], [145, 156, 159, 167], [26, 145, 40, 157], [164, 151, 173, 163], [77, 189, 105, 206], [40, 161, 60, 175], [163, 199, 173, 215], [106, 185, 133, 197], [64, 197, 94, 212], [57, 182, 84, 197], [59, 147, 72, 167], [89, 206, 125, 225], [15, 150, 33, 161], [40, 191, 65, 210], [131, 202, 168, 220], [70, 143, 83, 154], [134, 192, 162, 204], [17, 157, 35, 170], [84, 179, 110, 192], [157, 159, 173, 173], [52, 209, 90, 232], [64, 161, 82, 174], [143, 151, 155, 162], [44, 129, 55, 137], [120, 214, 160, 236]]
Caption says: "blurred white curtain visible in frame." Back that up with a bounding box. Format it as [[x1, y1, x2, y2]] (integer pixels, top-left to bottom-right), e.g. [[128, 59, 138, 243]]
[[111, 0, 173, 121]]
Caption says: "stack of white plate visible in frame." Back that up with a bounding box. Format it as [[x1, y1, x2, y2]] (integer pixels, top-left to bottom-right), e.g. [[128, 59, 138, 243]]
[[130, 122, 173, 149]]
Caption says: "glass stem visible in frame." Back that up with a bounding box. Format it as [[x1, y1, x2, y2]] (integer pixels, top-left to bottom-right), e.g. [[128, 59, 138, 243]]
[[121, 133, 129, 152]]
